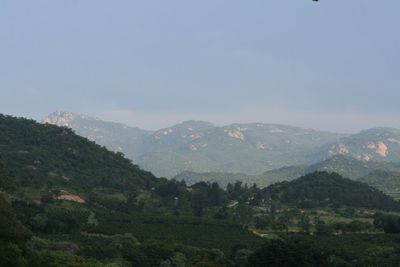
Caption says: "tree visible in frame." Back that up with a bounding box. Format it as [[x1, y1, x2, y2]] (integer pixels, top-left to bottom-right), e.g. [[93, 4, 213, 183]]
[[207, 182, 227, 206], [234, 249, 252, 267], [298, 214, 311, 234], [0, 153, 4, 170], [247, 239, 330, 267], [0, 194, 32, 266], [191, 190, 207, 217], [254, 215, 273, 229], [315, 221, 335, 236]]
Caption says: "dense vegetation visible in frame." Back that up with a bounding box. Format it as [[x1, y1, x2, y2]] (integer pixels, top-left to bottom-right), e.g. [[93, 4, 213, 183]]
[[3, 114, 400, 266], [0, 114, 159, 191], [0, 193, 32, 267], [358, 170, 400, 199], [264, 172, 400, 211]]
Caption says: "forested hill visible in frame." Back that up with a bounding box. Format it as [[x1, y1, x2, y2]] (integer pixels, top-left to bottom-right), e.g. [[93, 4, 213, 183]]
[[0, 114, 157, 191], [264, 171, 400, 211], [358, 170, 400, 196]]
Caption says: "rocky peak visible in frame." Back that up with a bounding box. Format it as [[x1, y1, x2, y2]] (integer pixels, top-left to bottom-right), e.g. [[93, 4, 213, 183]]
[[43, 110, 78, 127]]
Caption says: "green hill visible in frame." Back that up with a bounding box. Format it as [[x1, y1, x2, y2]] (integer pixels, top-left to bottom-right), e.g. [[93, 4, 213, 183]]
[[0, 114, 157, 191], [264, 171, 400, 211], [358, 170, 400, 199], [43, 111, 151, 162]]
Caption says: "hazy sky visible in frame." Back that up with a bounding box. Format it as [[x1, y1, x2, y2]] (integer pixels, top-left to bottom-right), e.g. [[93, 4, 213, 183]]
[[1, 0, 399, 133]]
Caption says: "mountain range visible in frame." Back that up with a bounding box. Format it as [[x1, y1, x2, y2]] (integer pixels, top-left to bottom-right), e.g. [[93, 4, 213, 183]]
[[43, 111, 400, 180], [174, 155, 400, 195]]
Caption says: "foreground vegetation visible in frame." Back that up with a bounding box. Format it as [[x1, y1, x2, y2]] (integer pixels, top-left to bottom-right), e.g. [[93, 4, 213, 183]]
[[2, 114, 400, 266]]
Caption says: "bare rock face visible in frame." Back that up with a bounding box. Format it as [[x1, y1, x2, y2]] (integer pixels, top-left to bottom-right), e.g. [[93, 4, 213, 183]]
[[225, 128, 245, 140], [43, 111, 77, 127], [327, 144, 349, 157], [367, 141, 388, 157], [57, 190, 85, 203], [322, 127, 400, 164], [376, 142, 389, 157]]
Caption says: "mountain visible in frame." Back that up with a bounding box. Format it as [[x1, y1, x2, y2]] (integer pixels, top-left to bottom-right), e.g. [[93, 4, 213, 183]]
[[175, 156, 373, 188], [176, 155, 400, 190], [1, 113, 157, 191], [43, 111, 345, 177], [358, 170, 400, 199], [264, 171, 400, 211], [324, 127, 400, 162], [43, 111, 400, 182], [43, 111, 151, 162], [174, 165, 309, 188], [306, 155, 383, 179]]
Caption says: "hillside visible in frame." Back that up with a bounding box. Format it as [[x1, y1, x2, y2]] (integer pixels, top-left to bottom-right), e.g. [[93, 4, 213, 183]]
[[325, 127, 400, 162], [177, 155, 400, 191], [0, 114, 264, 266], [264, 171, 400, 211], [0, 114, 157, 191], [43, 111, 151, 162], [44, 111, 344, 177], [174, 156, 375, 188], [358, 170, 400, 199], [306, 155, 383, 179]]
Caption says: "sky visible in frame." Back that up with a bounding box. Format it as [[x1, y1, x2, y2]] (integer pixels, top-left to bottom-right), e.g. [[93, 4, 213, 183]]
[[1, 0, 399, 133]]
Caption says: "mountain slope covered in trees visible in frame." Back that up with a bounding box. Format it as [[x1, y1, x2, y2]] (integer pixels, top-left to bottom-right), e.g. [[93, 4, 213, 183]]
[[0, 114, 157, 191], [264, 172, 400, 211]]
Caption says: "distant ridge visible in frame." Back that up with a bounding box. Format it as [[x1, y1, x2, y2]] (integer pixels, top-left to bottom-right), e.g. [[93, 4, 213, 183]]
[[43, 111, 151, 161], [43, 111, 400, 179]]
